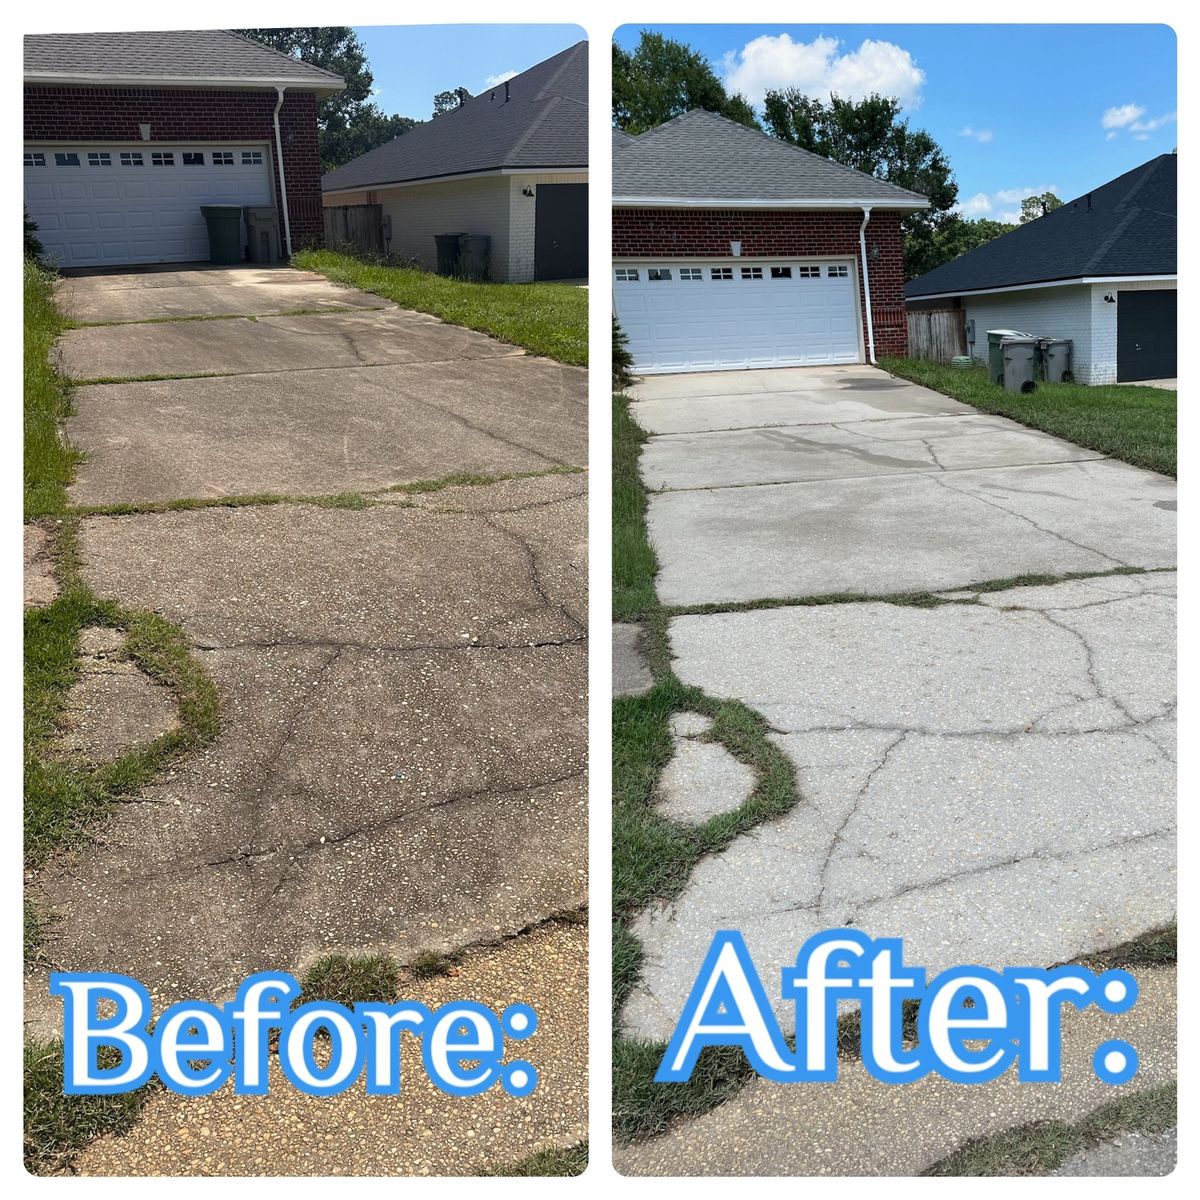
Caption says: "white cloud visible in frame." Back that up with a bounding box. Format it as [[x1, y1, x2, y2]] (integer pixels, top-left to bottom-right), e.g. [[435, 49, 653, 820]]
[[1101, 103, 1146, 129], [1100, 103, 1175, 141], [720, 33, 925, 109], [1130, 110, 1176, 133], [952, 183, 1059, 221], [484, 69, 518, 88], [1106, 131, 1119, 142], [959, 125, 994, 143]]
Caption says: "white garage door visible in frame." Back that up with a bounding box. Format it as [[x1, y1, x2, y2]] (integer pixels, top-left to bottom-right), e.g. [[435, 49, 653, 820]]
[[24, 144, 274, 268], [613, 260, 862, 373]]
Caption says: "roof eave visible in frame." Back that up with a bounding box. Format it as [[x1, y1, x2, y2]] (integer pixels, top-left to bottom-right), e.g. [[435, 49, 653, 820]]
[[324, 164, 588, 194], [612, 195, 928, 211], [906, 273, 1178, 302], [25, 71, 345, 94]]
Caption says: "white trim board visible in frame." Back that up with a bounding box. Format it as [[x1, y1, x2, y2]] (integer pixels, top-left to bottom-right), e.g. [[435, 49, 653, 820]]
[[323, 167, 588, 198], [613, 196, 928, 211], [909, 275, 1177, 302]]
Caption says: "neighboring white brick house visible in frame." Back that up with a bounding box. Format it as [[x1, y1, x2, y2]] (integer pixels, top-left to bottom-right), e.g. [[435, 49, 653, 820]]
[[321, 43, 587, 283], [906, 155, 1176, 384], [959, 278, 1176, 385]]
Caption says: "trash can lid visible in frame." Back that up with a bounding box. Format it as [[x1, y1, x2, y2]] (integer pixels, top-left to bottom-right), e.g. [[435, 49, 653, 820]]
[[988, 328, 1031, 337], [1000, 335, 1038, 344], [201, 204, 243, 214]]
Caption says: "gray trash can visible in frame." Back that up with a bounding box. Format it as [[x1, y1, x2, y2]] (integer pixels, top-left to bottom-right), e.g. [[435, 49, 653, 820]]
[[200, 205, 243, 265], [243, 206, 280, 263], [1040, 338, 1073, 383], [435, 233, 466, 276], [459, 234, 490, 280], [1002, 336, 1039, 393], [987, 328, 1031, 383]]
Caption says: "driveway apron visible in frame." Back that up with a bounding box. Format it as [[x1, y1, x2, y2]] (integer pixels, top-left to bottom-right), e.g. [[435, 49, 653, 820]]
[[623, 364, 1175, 1051], [32, 266, 587, 1172]]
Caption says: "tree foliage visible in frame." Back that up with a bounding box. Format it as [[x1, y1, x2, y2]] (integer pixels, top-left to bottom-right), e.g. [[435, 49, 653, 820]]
[[762, 90, 958, 279], [1020, 192, 1064, 223], [612, 32, 758, 134], [239, 27, 420, 171], [433, 87, 472, 117], [911, 214, 1015, 278]]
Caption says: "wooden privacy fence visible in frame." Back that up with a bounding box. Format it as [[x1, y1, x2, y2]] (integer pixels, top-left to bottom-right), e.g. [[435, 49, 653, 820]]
[[906, 308, 968, 362], [323, 204, 384, 255]]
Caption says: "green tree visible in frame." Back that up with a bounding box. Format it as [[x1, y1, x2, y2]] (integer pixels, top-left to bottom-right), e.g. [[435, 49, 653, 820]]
[[612, 32, 758, 134], [239, 27, 420, 171], [910, 214, 1015, 277], [1020, 192, 1063, 222], [762, 90, 958, 279], [433, 87, 472, 116]]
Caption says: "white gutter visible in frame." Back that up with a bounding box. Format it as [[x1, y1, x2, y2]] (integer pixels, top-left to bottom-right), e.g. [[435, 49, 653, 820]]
[[25, 72, 344, 93], [272, 86, 293, 258], [909, 274, 1178, 302], [613, 196, 928, 210], [323, 166, 588, 197], [859, 206, 876, 365]]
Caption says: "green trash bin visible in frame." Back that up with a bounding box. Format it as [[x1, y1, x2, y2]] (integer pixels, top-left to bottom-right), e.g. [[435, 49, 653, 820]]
[[201, 205, 244, 265], [987, 329, 1030, 383], [434, 233, 466, 276]]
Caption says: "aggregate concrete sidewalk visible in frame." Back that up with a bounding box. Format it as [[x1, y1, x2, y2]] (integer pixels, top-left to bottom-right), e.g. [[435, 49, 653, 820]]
[[620, 364, 1175, 1175], [32, 266, 588, 1171]]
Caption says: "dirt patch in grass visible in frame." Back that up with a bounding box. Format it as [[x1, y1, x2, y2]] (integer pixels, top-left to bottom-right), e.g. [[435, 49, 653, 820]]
[[294, 250, 587, 367], [880, 357, 1175, 477]]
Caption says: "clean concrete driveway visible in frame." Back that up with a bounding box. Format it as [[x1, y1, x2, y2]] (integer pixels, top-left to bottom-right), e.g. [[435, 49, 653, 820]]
[[36, 263, 588, 1143], [623, 364, 1175, 1051]]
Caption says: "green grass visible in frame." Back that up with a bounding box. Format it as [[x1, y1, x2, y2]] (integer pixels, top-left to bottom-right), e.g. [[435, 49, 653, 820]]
[[923, 1083, 1176, 1176], [25, 258, 82, 518], [299, 953, 400, 1005], [613, 394, 659, 621], [487, 1142, 588, 1176], [24, 1038, 159, 1175], [880, 357, 1176, 477], [294, 249, 588, 367]]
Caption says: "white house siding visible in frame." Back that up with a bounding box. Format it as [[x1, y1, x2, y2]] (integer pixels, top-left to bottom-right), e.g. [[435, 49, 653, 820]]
[[1088, 279, 1176, 385], [963, 285, 1093, 380], [959, 279, 1176, 385], [506, 171, 589, 282]]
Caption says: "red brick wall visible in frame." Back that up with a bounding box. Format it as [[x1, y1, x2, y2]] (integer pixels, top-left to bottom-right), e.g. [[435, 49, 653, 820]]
[[612, 207, 909, 356], [24, 86, 325, 250]]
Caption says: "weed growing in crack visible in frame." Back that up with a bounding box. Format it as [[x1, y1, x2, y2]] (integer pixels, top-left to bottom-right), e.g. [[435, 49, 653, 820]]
[[299, 953, 401, 1006]]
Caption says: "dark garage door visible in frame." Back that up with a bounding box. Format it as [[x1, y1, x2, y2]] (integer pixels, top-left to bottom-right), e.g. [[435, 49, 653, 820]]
[[1117, 290, 1176, 381], [534, 183, 587, 281]]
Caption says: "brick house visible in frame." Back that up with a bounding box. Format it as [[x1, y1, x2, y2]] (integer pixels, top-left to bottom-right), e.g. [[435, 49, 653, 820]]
[[612, 110, 928, 374], [322, 42, 587, 283], [23, 30, 344, 268], [906, 155, 1176, 385]]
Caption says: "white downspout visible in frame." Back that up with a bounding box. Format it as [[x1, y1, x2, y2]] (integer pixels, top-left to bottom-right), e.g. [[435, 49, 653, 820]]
[[272, 86, 293, 258], [858, 206, 876, 364]]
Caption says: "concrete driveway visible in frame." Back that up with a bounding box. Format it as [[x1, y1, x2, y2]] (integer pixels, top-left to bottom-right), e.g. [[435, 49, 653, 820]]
[[33, 265, 587, 1172], [622, 364, 1175, 1051]]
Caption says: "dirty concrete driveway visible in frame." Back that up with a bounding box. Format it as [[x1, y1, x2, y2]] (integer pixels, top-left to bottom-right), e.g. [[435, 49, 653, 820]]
[[622, 364, 1175, 1048], [33, 265, 587, 1170]]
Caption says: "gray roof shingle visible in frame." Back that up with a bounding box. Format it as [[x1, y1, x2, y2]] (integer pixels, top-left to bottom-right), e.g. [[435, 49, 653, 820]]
[[24, 30, 345, 89], [323, 41, 587, 192], [612, 109, 928, 208], [906, 154, 1177, 297]]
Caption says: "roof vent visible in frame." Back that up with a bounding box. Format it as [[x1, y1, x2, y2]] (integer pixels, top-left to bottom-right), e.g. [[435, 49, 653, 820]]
[[505, 81, 511, 102]]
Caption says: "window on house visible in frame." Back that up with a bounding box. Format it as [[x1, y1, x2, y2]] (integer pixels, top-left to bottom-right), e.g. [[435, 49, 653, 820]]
[[182, 152, 205, 166], [151, 151, 175, 166], [740, 266, 764, 280], [770, 266, 793, 279], [828, 264, 849, 278], [615, 268, 639, 282], [24, 152, 46, 167], [679, 268, 703, 281], [119, 151, 144, 166], [54, 152, 81, 167], [711, 267, 734, 280], [241, 150, 264, 165], [212, 151, 234, 165], [647, 268, 672, 281], [87, 151, 112, 167], [797, 265, 820, 279]]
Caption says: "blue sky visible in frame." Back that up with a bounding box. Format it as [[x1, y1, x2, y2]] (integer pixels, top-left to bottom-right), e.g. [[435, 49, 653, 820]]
[[355, 25, 584, 121], [615, 24, 1177, 222]]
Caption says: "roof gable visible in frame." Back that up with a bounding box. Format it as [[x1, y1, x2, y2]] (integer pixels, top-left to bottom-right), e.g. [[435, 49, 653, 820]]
[[24, 30, 345, 90], [323, 41, 587, 192], [906, 154, 1177, 297], [612, 109, 928, 209]]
